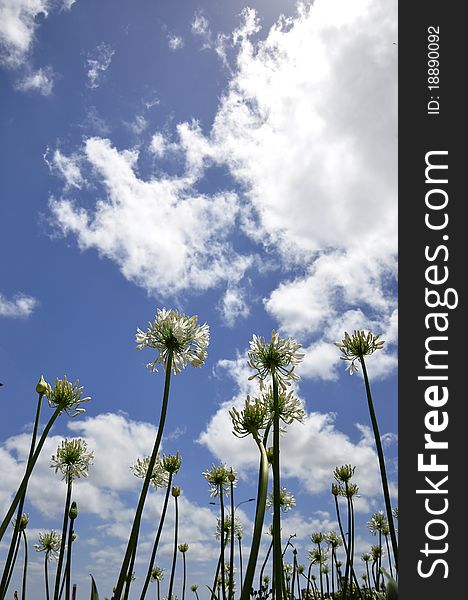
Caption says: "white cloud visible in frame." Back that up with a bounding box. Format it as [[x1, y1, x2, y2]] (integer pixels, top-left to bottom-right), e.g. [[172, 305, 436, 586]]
[[14, 65, 54, 94], [167, 34, 183, 51], [86, 42, 114, 89], [0, 292, 37, 317], [149, 132, 166, 157], [0, 0, 74, 69], [44, 148, 84, 189], [50, 137, 252, 296], [218, 286, 250, 327]]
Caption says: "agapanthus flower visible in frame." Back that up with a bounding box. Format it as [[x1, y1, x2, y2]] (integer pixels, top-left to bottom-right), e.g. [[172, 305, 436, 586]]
[[190, 585, 198, 592], [162, 452, 182, 475], [310, 532, 324, 545], [370, 544, 383, 560], [215, 515, 243, 540], [178, 543, 189, 553], [338, 483, 360, 498], [131, 455, 169, 488], [367, 511, 389, 535], [136, 308, 209, 374], [150, 566, 165, 582], [247, 331, 304, 390], [335, 330, 385, 374], [361, 553, 371, 563], [325, 531, 342, 548], [266, 487, 296, 512], [308, 548, 326, 565], [13, 514, 29, 531], [230, 396, 269, 438], [202, 464, 236, 497], [392, 507, 399, 519], [333, 464, 356, 484], [46, 376, 90, 417], [34, 531, 62, 559], [50, 438, 94, 481], [263, 386, 305, 425]]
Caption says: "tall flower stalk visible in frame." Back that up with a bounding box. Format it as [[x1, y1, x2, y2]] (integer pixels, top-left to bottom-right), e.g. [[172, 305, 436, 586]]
[[20, 515, 29, 600], [114, 309, 209, 599], [150, 567, 164, 600], [178, 544, 189, 600], [139, 454, 181, 600], [0, 376, 90, 546], [34, 531, 61, 600], [1, 515, 29, 600], [335, 331, 398, 570], [51, 439, 93, 600], [167, 486, 181, 600], [248, 332, 303, 600]]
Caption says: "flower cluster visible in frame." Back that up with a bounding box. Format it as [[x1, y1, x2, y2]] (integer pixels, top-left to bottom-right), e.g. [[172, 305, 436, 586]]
[[263, 386, 305, 425], [230, 396, 269, 438], [266, 487, 296, 512], [136, 308, 210, 374], [34, 530, 62, 559], [202, 464, 236, 497], [367, 511, 390, 536], [247, 331, 304, 389], [50, 438, 94, 481], [131, 455, 169, 489], [215, 515, 243, 541], [335, 330, 385, 374], [46, 376, 91, 417]]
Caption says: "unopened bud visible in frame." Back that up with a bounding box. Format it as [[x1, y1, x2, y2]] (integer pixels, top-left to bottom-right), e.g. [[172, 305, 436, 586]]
[[69, 501, 78, 520], [172, 485, 181, 497], [36, 375, 50, 395]]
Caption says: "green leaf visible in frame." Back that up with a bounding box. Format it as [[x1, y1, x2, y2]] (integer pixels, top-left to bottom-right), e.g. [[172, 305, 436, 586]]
[[381, 568, 398, 600], [90, 574, 100, 600]]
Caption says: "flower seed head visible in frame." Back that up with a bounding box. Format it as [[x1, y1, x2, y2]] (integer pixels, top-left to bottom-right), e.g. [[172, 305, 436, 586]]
[[162, 452, 182, 475]]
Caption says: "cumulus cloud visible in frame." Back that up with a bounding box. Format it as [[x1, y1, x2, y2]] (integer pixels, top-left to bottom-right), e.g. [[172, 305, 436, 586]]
[[218, 286, 250, 327], [0, 292, 37, 317], [49, 136, 251, 296], [0, 0, 74, 68], [86, 42, 114, 89], [167, 34, 183, 51]]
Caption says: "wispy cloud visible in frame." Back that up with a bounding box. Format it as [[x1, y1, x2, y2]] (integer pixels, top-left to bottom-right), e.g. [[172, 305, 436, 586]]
[[86, 42, 114, 89], [0, 292, 37, 318], [14, 65, 54, 95], [167, 34, 184, 51]]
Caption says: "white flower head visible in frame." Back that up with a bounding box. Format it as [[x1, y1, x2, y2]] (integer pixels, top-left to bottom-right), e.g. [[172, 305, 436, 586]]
[[248, 331, 304, 389], [335, 330, 385, 374], [131, 455, 169, 488], [35, 530, 62, 559], [50, 438, 94, 481], [367, 511, 389, 535], [136, 308, 210, 374], [266, 487, 296, 512], [46, 376, 91, 417]]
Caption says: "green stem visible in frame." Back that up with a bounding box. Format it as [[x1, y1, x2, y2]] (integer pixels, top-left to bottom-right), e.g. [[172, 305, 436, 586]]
[[385, 534, 394, 579], [333, 494, 348, 599], [45, 553, 50, 600], [167, 494, 179, 600], [271, 375, 283, 600], [181, 552, 186, 600], [114, 351, 174, 599], [21, 530, 28, 600], [237, 537, 243, 591], [123, 545, 137, 600], [258, 538, 272, 591], [139, 473, 174, 600], [0, 406, 61, 543], [2, 530, 21, 598], [360, 357, 398, 571], [0, 393, 43, 597], [291, 552, 297, 600], [219, 488, 226, 600], [229, 483, 235, 600], [317, 544, 323, 600], [54, 476, 73, 600], [240, 438, 269, 600], [64, 517, 75, 600]]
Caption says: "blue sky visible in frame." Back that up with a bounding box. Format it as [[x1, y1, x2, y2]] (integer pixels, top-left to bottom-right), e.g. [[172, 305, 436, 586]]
[[0, 0, 397, 597]]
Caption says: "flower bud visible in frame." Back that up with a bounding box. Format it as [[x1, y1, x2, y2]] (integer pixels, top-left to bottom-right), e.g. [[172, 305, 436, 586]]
[[228, 469, 236, 483], [172, 485, 181, 497], [36, 375, 50, 395], [69, 501, 78, 520]]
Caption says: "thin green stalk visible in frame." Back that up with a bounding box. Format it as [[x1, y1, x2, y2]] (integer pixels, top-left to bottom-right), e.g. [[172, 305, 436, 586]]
[[305, 563, 312, 600], [123, 545, 137, 600], [364, 562, 371, 594], [2, 530, 21, 598], [271, 375, 283, 600], [317, 546, 323, 600], [21, 530, 28, 600], [219, 488, 227, 600], [360, 358, 398, 571], [330, 547, 336, 598], [167, 494, 179, 600], [64, 517, 75, 600], [385, 534, 394, 579], [44, 552, 51, 600], [237, 537, 243, 591], [228, 482, 235, 600], [0, 393, 44, 597], [258, 538, 273, 591], [240, 438, 268, 600], [291, 552, 297, 600], [139, 473, 174, 600], [0, 406, 62, 543], [54, 476, 73, 600], [114, 351, 173, 599], [344, 487, 351, 598], [181, 551, 186, 600]]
